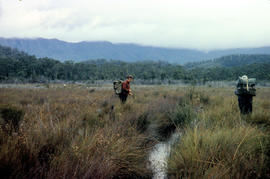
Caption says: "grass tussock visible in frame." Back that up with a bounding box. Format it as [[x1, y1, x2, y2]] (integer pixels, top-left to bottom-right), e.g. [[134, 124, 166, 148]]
[[0, 105, 24, 133], [168, 126, 268, 178]]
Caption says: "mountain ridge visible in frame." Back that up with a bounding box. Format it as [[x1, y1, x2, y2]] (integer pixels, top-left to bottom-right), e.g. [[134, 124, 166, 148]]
[[0, 37, 270, 64]]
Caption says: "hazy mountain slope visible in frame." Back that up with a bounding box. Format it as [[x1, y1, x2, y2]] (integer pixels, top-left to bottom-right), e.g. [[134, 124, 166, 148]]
[[0, 37, 270, 64], [0, 38, 205, 63]]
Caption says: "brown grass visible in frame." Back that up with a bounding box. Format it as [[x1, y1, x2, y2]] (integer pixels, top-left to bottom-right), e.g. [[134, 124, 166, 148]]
[[0, 85, 189, 178], [168, 86, 270, 178], [0, 84, 269, 178]]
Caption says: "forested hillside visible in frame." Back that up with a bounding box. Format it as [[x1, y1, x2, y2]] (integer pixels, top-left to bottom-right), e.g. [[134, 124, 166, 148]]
[[185, 54, 270, 69], [0, 45, 269, 83], [1, 37, 270, 64], [0, 45, 30, 59]]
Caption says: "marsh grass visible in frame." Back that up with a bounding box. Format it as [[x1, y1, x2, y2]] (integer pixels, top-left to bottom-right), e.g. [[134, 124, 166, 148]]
[[0, 85, 188, 178], [0, 85, 269, 178], [0, 87, 155, 178], [168, 126, 268, 178], [168, 87, 270, 178]]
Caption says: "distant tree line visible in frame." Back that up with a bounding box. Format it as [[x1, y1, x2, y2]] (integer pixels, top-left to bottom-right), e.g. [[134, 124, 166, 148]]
[[185, 54, 270, 69], [0, 45, 269, 83], [187, 63, 270, 83]]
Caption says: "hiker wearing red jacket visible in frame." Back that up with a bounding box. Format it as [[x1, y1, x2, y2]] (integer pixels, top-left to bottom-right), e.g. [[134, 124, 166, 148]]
[[119, 75, 133, 103]]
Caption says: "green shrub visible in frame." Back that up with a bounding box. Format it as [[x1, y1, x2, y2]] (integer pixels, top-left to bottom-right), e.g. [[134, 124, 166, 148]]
[[136, 112, 150, 133], [156, 103, 195, 140], [170, 104, 195, 127], [199, 93, 210, 105], [0, 105, 24, 132]]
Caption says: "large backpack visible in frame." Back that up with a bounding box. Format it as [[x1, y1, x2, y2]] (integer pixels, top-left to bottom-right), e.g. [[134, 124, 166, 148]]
[[113, 80, 123, 95], [235, 75, 256, 96]]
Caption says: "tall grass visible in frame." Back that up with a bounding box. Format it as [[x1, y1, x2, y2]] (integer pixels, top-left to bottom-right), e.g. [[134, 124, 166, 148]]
[[168, 87, 270, 178], [0, 85, 269, 178], [0, 87, 155, 178], [168, 125, 268, 178], [0, 85, 189, 178]]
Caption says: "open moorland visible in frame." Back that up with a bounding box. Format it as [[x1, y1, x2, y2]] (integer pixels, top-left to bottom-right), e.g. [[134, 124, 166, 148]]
[[0, 84, 270, 178]]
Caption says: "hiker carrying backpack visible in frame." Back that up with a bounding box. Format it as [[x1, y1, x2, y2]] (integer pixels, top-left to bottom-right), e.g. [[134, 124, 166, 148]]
[[113, 75, 133, 104], [235, 75, 256, 114]]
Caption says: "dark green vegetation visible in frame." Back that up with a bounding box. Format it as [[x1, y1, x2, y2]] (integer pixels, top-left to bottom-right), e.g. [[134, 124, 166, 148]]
[[185, 54, 270, 69], [1, 45, 270, 83]]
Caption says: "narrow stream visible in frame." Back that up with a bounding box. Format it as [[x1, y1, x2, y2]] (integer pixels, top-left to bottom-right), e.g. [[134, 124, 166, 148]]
[[149, 132, 180, 179]]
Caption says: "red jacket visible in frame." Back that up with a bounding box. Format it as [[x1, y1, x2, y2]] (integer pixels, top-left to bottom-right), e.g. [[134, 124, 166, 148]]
[[122, 80, 130, 93]]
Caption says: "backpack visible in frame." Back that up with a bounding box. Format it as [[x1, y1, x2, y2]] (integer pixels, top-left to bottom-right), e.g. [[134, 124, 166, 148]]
[[235, 75, 256, 96], [113, 80, 123, 95]]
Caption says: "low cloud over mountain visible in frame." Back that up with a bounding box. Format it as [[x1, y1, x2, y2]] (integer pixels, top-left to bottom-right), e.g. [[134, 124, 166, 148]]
[[0, 37, 270, 64]]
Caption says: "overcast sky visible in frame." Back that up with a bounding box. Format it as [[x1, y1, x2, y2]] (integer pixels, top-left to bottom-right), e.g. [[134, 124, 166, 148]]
[[0, 0, 270, 50]]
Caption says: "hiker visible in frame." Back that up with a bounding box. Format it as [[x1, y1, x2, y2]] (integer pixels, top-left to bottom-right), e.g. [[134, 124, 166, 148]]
[[235, 75, 256, 115], [237, 95, 253, 114], [119, 75, 133, 104]]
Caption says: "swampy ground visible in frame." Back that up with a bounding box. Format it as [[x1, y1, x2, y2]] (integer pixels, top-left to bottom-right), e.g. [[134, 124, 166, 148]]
[[0, 84, 269, 178]]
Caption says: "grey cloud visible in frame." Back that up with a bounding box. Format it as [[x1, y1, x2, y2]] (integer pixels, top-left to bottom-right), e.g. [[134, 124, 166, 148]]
[[0, 1, 2, 19], [0, 0, 270, 50], [42, 13, 91, 31]]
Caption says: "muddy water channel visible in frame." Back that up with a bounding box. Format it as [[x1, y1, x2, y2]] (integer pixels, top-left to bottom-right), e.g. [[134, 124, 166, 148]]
[[149, 133, 180, 179]]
